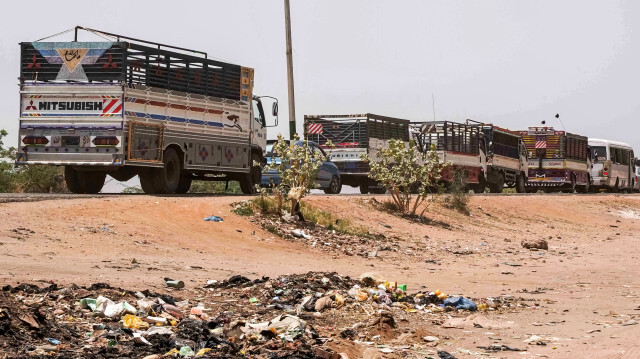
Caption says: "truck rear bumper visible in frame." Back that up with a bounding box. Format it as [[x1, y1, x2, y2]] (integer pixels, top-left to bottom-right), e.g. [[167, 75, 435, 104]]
[[16, 150, 124, 166], [591, 177, 609, 186], [526, 178, 565, 187], [17, 125, 124, 166]]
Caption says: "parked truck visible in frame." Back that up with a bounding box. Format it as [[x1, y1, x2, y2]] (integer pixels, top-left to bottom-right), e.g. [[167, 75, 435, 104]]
[[303, 114, 410, 194], [16, 27, 277, 194], [472, 122, 528, 193], [409, 121, 486, 192], [520, 126, 591, 193]]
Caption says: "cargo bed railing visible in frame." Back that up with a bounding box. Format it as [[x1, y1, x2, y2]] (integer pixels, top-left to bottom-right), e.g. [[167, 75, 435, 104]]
[[304, 114, 410, 149], [20, 27, 250, 101], [480, 125, 521, 159], [521, 132, 588, 161], [410, 121, 480, 155]]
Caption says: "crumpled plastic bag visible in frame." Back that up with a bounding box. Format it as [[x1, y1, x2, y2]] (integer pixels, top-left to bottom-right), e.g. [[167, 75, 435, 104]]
[[122, 314, 150, 329], [144, 326, 174, 336], [314, 296, 334, 312], [79, 298, 97, 311], [95, 296, 137, 318], [245, 314, 306, 338], [443, 296, 477, 311]]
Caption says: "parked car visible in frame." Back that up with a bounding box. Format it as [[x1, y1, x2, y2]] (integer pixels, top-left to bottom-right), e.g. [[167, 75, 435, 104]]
[[260, 140, 342, 194]]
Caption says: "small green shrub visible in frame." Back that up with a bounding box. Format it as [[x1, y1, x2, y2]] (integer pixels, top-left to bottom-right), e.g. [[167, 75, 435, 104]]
[[189, 180, 241, 194], [443, 168, 470, 215]]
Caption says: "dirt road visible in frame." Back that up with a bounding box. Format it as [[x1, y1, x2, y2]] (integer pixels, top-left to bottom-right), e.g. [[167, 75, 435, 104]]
[[1, 194, 639, 358]]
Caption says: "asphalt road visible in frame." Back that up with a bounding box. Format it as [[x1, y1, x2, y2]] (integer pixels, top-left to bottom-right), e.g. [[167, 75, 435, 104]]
[[0, 191, 636, 203]]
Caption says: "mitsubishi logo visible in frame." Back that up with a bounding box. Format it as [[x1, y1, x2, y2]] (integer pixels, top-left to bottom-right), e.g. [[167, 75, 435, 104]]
[[25, 100, 37, 111]]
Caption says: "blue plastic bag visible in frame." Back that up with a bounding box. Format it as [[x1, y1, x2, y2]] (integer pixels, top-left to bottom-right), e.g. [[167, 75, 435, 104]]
[[204, 216, 223, 222], [443, 296, 477, 311]]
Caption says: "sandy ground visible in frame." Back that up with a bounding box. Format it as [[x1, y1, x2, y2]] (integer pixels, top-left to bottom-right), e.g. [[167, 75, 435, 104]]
[[1, 194, 639, 358]]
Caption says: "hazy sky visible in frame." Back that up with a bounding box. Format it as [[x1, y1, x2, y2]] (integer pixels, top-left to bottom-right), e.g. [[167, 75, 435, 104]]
[[1, 0, 638, 150]]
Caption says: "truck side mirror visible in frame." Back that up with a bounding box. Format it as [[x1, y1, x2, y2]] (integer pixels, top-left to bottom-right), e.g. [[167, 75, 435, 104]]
[[272, 102, 278, 117]]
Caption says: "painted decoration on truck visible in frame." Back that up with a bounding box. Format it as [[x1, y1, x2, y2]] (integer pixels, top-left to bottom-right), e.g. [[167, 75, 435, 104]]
[[535, 136, 547, 149], [307, 123, 323, 134], [224, 148, 234, 163], [21, 95, 122, 117], [31, 42, 114, 81], [199, 146, 209, 161]]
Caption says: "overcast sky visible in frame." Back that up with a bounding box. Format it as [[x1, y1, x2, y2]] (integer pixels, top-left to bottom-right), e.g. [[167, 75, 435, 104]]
[[1, 0, 638, 149]]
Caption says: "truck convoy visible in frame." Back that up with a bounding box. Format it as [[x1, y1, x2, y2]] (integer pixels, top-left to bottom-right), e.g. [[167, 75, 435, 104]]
[[520, 127, 591, 193], [16, 27, 277, 194], [408, 121, 533, 193], [303, 114, 410, 194]]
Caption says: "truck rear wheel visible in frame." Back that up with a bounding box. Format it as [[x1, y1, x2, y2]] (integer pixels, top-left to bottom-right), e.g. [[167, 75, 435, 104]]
[[154, 148, 181, 194], [239, 153, 260, 194], [64, 166, 82, 194], [139, 168, 157, 194], [515, 175, 526, 193], [175, 173, 192, 194], [489, 173, 504, 193], [577, 175, 590, 194], [79, 171, 106, 194], [359, 182, 369, 194]]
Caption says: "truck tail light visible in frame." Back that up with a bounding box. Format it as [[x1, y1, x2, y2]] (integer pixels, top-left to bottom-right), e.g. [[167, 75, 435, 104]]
[[93, 137, 119, 146], [603, 171, 608, 176], [22, 136, 48, 145]]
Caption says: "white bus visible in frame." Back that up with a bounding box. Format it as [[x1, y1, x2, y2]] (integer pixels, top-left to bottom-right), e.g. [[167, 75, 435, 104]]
[[589, 139, 636, 192]]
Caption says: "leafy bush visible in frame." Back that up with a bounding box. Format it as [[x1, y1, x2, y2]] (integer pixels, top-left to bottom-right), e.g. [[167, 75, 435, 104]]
[[365, 139, 446, 216], [0, 129, 65, 193], [261, 133, 324, 216]]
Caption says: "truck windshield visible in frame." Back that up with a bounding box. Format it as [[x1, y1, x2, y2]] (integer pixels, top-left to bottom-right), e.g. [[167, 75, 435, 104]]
[[252, 100, 266, 127], [591, 146, 607, 162]]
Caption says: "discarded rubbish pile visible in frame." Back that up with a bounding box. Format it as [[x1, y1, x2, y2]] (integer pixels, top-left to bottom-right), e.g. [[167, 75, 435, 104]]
[[0, 272, 530, 358], [239, 206, 400, 259]]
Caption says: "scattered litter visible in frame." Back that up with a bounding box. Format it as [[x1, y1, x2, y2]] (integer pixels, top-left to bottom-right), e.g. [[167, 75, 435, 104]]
[[0, 272, 525, 358]]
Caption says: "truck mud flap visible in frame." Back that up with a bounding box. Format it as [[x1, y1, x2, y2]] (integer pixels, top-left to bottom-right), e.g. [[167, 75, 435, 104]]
[[127, 121, 164, 163]]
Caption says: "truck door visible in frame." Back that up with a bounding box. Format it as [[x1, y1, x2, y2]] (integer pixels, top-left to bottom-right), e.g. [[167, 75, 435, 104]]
[[478, 135, 487, 179], [251, 99, 267, 150]]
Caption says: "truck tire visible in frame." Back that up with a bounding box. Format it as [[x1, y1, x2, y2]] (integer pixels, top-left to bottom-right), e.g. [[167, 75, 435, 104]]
[[370, 187, 386, 194], [489, 173, 504, 193], [515, 175, 526, 193], [613, 178, 620, 193], [577, 175, 590, 194], [565, 175, 576, 193], [239, 153, 260, 194], [359, 182, 369, 194], [80, 171, 106, 194], [324, 176, 342, 194], [153, 148, 182, 194], [472, 175, 485, 193], [64, 166, 82, 194], [175, 173, 192, 194], [139, 168, 157, 194]]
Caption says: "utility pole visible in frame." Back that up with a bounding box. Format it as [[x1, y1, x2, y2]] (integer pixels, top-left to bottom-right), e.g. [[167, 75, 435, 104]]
[[284, 0, 296, 139]]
